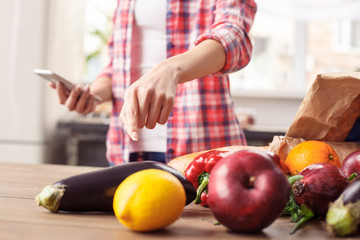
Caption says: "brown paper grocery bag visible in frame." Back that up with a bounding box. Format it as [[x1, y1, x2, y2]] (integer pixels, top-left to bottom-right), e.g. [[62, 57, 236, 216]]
[[269, 72, 360, 162], [286, 72, 360, 141]]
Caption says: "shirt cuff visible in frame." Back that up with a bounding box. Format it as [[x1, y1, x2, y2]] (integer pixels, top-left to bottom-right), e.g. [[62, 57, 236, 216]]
[[195, 24, 252, 76]]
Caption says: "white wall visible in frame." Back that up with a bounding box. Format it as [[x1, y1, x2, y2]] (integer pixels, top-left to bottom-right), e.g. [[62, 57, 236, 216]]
[[0, 0, 87, 164], [0, 0, 48, 164], [43, 0, 87, 146], [232, 90, 305, 130]]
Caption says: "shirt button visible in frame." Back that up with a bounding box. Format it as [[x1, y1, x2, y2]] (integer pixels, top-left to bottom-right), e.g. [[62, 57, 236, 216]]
[[167, 42, 174, 50], [167, 149, 174, 154]]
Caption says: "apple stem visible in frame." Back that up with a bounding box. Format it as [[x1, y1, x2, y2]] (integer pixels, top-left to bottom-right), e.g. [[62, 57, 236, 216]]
[[194, 173, 209, 204], [347, 173, 358, 182], [248, 176, 256, 188]]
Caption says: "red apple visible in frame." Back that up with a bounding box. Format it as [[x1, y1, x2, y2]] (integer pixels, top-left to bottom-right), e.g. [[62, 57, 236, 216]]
[[207, 149, 290, 232], [341, 150, 360, 178]]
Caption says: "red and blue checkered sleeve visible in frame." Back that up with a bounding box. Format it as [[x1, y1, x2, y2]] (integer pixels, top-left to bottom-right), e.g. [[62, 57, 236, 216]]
[[195, 0, 257, 75]]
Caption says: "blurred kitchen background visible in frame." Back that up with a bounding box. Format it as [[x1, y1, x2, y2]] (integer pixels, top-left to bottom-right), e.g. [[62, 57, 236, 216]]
[[1, 0, 359, 166]]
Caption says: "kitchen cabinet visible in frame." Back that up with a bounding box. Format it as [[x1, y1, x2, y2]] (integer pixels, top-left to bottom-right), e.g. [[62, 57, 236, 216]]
[[52, 117, 286, 166], [52, 117, 109, 167]]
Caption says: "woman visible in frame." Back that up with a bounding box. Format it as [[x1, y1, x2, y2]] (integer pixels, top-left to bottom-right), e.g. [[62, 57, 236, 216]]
[[53, 0, 257, 165]]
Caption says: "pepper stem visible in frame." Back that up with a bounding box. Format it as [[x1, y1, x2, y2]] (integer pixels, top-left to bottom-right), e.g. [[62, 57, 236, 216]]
[[194, 173, 209, 204]]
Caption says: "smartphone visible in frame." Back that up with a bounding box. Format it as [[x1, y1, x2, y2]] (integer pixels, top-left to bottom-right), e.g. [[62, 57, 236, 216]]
[[33, 69, 101, 102]]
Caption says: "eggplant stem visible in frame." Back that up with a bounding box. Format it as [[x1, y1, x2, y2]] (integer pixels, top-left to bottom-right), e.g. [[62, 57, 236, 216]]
[[35, 185, 65, 212], [194, 174, 209, 204], [347, 173, 358, 182], [326, 197, 360, 236]]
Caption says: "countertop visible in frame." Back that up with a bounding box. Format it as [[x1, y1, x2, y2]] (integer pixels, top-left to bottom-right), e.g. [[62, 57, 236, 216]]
[[1, 162, 357, 240]]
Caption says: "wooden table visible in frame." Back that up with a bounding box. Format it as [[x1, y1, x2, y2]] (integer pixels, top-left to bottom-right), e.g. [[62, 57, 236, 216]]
[[0, 162, 358, 240]]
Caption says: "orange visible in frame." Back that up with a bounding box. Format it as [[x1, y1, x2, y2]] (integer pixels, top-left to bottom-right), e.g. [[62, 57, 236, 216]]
[[285, 140, 341, 175], [113, 169, 186, 232]]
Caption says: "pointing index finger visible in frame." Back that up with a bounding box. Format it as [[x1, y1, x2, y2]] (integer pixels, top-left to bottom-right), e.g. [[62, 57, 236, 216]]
[[128, 110, 139, 141], [124, 92, 139, 141]]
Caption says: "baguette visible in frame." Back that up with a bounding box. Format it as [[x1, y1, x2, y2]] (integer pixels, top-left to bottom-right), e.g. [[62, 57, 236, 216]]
[[167, 145, 269, 175]]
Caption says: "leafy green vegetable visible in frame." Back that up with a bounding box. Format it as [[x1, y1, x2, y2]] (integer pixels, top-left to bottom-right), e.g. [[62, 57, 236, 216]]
[[283, 191, 302, 222], [282, 175, 315, 234], [290, 204, 315, 234]]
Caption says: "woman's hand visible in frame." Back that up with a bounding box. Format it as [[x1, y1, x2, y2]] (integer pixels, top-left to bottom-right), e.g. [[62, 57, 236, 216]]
[[120, 39, 226, 141], [120, 62, 178, 141], [50, 82, 98, 115]]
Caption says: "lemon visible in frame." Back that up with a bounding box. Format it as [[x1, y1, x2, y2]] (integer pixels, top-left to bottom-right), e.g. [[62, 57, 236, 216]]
[[113, 169, 186, 232]]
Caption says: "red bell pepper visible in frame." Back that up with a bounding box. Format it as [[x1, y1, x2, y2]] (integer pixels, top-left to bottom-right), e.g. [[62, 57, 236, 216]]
[[184, 150, 227, 207]]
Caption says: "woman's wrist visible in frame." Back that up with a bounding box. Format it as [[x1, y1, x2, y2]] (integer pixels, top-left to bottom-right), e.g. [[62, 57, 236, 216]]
[[90, 75, 113, 103], [153, 58, 183, 85], [160, 39, 226, 84]]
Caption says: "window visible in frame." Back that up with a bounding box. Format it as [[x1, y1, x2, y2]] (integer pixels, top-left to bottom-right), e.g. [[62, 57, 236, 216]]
[[79, 1, 360, 93], [230, 13, 298, 92], [230, 1, 360, 95], [333, 20, 360, 54], [83, 0, 116, 83]]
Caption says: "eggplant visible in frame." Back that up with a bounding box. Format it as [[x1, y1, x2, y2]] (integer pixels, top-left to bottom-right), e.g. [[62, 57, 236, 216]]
[[35, 161, 196, 212], [326, 179, 360, 236]]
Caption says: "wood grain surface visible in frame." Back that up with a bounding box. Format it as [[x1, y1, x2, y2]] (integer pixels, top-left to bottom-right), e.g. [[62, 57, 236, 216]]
[[0, 162, 358, 240]]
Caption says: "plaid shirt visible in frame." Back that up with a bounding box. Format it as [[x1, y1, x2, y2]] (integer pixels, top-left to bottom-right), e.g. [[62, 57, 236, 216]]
[[101, 0, 257, 164]]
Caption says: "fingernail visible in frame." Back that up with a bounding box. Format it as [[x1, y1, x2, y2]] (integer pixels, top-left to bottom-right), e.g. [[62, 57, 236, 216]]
[[131, 131, 138, 141], [83, 84, 90, 92]]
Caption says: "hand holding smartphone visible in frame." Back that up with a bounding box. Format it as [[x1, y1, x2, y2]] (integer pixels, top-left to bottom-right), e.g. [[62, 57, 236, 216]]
[[33, 69, 102, 102]]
